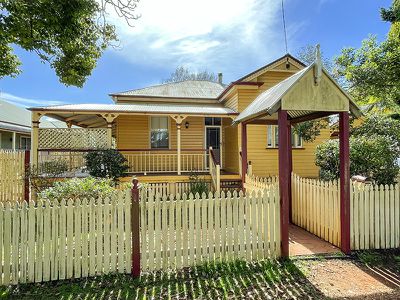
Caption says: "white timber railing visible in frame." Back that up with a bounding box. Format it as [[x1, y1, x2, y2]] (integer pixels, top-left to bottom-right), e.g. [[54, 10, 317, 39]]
[[208, 147, 221, 193], [122, 149, 209, 175]]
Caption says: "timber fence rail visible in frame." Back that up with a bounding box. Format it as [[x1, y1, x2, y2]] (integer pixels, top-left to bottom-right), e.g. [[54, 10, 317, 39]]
[[244, 174, 278, 195], [0, 150, 27, 203], [140, 188, 281, 272], [0, 191, 132, 285]]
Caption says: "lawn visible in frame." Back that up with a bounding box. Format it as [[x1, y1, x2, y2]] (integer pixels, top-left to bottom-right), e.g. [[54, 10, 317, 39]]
[[1, 250, 399, 299]]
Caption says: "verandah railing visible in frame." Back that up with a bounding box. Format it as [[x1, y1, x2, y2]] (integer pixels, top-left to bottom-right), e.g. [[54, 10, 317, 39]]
[[120, 149, 209, 174], [208, 147, 221, 192]]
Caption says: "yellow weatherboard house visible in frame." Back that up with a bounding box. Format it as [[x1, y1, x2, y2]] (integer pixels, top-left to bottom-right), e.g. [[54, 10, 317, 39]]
[[29, 54, 332, 188]]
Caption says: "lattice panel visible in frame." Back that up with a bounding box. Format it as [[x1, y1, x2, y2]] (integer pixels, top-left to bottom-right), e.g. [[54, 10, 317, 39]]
[[38, 128, 108, 149]]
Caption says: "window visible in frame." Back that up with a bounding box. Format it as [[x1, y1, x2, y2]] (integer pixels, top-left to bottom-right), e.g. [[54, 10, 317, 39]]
[[20, 137, 31, 150], [150, 116, 169, 149], [266, 125, 303, 148], [205, 117, 221, 126]]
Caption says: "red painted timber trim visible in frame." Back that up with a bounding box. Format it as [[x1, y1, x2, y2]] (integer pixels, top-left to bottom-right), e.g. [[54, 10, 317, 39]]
[[241, 123, 248, 185], [339, 112, 351, 254], [131, 179, 141, 277], [24, 150, 30, 201], [287, 123, 293, 223], [278, 110, 290, 257]]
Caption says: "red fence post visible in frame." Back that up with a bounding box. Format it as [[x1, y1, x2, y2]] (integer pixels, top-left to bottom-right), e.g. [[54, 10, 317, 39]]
[[131, 179, 141, 277], [24, 150, 30, 201], [339, 112, 351, 254]]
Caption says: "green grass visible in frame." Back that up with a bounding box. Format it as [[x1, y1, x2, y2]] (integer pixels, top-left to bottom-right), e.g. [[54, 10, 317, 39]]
[[0, 259, 322, 300]]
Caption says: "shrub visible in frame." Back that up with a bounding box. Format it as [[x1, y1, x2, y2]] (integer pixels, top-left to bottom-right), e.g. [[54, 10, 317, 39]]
[[26, 160, 69, 194], [38, 177, 116, 202], [315, 136, 399, 185], [188, 173, 209, 195], [85, 149, 129, 181]]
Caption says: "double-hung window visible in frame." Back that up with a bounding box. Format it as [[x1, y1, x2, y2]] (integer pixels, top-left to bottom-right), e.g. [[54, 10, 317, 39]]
[[20, 137, 31, 150], [266, 125, 303, 148], [150, 116, 169, 149]]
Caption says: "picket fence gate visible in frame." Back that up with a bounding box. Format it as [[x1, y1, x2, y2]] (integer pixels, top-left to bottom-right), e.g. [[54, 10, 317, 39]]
[[0, 191, 132, 285], [140, 188, 281, 272], [0, 150, 26, 203]]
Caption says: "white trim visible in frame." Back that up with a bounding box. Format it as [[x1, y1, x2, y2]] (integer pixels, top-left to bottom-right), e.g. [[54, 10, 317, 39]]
[[266, 125, 303, 149]]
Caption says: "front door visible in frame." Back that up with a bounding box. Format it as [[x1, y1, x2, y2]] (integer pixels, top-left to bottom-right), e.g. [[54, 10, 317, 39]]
[[206, 126, 221, 166]]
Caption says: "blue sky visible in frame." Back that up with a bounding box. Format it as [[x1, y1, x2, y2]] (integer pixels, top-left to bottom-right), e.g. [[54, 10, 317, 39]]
[[0, 0, 393, 107]]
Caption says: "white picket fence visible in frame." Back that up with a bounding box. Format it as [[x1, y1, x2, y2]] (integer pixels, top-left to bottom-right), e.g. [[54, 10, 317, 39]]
[[0, 150, 26, 203], [0, 191, 132, 285], [140, 189, 281, 272], [292, 174, 400, 250], [351, 183, 400, 250], [244, 174, 278, 195], [291, 174, 341, 247]]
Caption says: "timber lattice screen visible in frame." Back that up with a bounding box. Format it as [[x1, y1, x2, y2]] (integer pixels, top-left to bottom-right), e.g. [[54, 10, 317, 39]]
[[38, 128, 108, 149], [0, 150, 25, 203], [0, 191, 132, 285], [140, 189, 281, 272]]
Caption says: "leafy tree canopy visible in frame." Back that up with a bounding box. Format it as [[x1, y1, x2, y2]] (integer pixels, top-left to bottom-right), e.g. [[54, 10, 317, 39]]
[[334, 0, 400, 115], [0, 0, 139, 87], [163, 66, 218, 83]]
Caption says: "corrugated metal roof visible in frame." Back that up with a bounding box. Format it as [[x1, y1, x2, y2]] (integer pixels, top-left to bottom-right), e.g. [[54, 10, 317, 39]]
[[111, 80, 225, 99], [234, 65, 312, 123], [0, 98, 31, 127], [0, 121, 30, 133], [30, 103, 237, 115]]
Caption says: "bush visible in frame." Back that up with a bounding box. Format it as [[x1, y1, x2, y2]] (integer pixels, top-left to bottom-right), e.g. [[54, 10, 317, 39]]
[[38, 177, 116, 202], [315, 136, 399, 185], [26, 160, 69, 194], [188, 173, 209, 195], [85, 149, 129, 181]]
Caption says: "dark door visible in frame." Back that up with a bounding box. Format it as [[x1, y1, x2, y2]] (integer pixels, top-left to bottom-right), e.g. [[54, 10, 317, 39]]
[[206, 127, 221, 165]]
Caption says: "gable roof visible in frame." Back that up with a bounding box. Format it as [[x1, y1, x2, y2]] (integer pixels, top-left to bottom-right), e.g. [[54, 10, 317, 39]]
[[234, 62, 362, 124], [235, 54, 306, 82], [110, 80, 225, 99]]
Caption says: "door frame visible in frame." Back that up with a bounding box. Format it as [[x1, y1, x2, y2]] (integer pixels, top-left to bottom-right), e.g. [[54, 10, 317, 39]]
[[204, 125, 223, 169]]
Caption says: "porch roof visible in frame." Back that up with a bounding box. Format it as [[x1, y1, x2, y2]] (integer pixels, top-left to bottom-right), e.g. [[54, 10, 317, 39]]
[[29, 103, 237, 127], [234, 60, 362, 124]]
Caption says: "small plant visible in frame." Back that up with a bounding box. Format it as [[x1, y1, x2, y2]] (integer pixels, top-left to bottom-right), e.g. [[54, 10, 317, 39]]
[[38, 177, 116, 202], [188, 172, 209, 195], [85, 149, 129, 181], [26, 160, 69, 194]]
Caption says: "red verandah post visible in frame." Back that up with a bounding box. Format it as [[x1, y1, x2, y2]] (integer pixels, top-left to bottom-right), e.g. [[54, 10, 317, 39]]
[[278, 110, 290, 258], [24, 150, 30, 201], [131, 179, 141, 277], [339, 112, 351, 254]]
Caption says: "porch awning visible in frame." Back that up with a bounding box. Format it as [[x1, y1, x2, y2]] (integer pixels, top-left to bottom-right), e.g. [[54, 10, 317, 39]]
[[29, 103, 237, 128], [234, 61, 362, 124]]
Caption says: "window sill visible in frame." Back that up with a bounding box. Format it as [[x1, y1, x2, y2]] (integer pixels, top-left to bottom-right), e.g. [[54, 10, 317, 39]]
[[265, 147, 305, 150]]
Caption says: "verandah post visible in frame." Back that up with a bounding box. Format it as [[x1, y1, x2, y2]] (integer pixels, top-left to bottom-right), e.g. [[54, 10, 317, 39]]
[[241, 122, 248, 186], [278, 109, 290, 257], [131, 179, 141, 277], [339, 111, 351, 254], [287, 122, 293, 223]]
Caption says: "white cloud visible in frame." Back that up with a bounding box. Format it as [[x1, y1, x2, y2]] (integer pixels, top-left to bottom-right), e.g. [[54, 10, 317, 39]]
[[0, 92, 64, 107], [107, 0, 294, 82]]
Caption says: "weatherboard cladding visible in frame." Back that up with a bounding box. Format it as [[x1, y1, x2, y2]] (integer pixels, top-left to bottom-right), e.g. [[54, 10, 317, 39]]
[[111, 80, 225, 99], [31, 103, 237, 115]]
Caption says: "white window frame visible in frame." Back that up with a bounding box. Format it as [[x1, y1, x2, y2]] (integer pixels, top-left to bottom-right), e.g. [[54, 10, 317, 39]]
[[149, 116, 170, 149], [266, 125, 303, 148], [20, 136, 31, 150]]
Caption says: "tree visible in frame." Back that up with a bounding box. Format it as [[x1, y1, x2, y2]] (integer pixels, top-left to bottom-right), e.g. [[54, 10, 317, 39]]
[[315, 114, 400, 185], [162, 66, 218, 83], [296, 44, 333, 73], [334, 0, 400, 115], [0, 0, 139, 87]]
